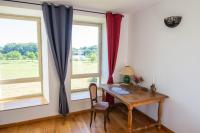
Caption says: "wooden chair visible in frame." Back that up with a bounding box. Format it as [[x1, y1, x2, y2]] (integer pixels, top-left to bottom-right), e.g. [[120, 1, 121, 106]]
[[89, 83, 110, 131]]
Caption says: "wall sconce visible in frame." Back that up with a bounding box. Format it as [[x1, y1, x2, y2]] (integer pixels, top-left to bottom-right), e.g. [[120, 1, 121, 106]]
[[164, 16, 182, 28]]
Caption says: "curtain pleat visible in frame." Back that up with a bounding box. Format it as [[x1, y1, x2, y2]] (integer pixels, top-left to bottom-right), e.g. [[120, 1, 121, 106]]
[[42, 3, 73, 115], [106, 12, 123, 105]]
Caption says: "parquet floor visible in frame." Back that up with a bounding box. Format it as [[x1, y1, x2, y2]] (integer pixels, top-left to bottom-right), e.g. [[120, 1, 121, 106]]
[[0, 108, 171, 133]]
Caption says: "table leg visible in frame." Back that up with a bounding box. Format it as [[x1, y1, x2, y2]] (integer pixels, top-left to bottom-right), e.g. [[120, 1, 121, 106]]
[[128, 108, 133, 133], [158, 100, 163, 129]]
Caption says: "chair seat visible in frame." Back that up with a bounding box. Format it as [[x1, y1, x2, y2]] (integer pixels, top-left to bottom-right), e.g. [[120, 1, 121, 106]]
[[93, 102, 109, 110]]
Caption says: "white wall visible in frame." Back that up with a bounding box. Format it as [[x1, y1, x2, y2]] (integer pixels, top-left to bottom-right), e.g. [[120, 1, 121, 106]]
[[128, 0, 200, 132], [0, 2, 129, 125]]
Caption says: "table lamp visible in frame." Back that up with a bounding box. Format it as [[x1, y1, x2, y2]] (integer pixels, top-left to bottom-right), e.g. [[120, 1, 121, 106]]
[[120, 66, 134, 84]]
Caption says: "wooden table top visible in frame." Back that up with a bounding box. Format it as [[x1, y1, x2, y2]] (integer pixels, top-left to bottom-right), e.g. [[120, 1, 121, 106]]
[[100, 84, 168, 108]]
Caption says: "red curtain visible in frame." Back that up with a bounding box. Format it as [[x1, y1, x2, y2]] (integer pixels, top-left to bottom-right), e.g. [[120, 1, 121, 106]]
[[106, 12, 123, 105]]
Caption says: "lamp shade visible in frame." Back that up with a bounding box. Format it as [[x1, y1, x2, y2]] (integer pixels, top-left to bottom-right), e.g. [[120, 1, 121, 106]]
[[120, 66, 134, 76]]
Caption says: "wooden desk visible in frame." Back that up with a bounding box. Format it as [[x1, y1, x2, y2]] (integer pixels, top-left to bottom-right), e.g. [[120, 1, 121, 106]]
[[100, 84, 168, 133]]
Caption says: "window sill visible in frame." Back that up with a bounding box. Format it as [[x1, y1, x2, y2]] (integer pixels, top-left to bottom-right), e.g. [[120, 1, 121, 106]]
[[0, 96, 49, 112], [71, 90, 102, 101]]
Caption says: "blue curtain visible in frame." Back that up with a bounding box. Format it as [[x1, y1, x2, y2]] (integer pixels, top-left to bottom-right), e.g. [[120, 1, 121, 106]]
[[42, 3, 73, 115]]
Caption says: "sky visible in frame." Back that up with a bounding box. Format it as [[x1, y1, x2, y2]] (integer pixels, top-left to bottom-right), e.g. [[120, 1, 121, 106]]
[[72, 25, 99, 48], [0, 18, 38, 46], [0, 18, 99, 48]]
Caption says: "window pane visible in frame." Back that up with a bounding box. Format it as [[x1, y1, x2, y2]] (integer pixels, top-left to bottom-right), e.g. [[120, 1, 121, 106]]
[[0, 18, 39, 80], [0, 82, 41, 100], [71, 77, 99, 91], [0, 15, 42, 100], [72, 25, 99, 75]]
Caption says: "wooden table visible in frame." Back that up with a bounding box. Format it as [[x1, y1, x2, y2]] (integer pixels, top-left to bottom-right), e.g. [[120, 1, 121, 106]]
[[100, 84, 168, 133]]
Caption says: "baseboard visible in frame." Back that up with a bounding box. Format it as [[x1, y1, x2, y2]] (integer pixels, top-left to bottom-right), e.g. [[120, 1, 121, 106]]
[[0, 108, 174, 133], [0, 109, 90, 129]]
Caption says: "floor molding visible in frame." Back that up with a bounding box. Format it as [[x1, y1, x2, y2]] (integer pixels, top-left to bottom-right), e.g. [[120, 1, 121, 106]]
[[0, 108, 174, 133], [0, 109, 90, 129]]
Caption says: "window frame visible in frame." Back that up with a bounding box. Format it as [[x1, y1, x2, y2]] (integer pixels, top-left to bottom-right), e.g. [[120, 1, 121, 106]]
[[0, 13, 43, 101], [71, 21, 102, 92]]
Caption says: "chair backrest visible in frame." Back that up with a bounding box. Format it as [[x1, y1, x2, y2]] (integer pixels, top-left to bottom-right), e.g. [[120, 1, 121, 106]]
[[89, 83, 98, 107]]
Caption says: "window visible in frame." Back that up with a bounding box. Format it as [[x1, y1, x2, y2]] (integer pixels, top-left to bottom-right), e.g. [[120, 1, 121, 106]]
[[0, 14, 42, 100], [71, 22, 102, 92]]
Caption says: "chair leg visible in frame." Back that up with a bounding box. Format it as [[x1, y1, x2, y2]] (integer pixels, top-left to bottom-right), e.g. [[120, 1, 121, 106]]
[[94, 111, 96, 121], [104, 112, 107, 132], [107, 108, 110, 122], [90, 110, 93, 127]]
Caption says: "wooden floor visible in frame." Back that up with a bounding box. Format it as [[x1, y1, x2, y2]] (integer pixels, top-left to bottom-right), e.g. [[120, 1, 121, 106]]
[[0, 108, 171, 133]]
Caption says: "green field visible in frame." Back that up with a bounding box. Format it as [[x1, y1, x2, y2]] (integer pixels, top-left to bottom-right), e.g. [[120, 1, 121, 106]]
[[71, 60, 98, 91], [72, 60, 98, 74], [0, 60, 98, 80], [0, 59, 98, 99], [0, 60, 41, 100], [0, 60, 39, 80]]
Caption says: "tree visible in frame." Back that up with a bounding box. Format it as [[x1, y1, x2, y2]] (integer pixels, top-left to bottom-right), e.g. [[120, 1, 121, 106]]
[[5, 51, 22, 60], [27, 52, 36, 60], [80, 45, 98, 56], [88, 53, 97, 62], [2, 43, 38, 56], [0, 46, 3, 53], [35, 52, 38, 58]]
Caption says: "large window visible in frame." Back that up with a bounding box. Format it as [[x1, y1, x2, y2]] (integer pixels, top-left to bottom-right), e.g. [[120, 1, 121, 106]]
[[0, 14, 42, 100], [71, 22, 102, 92]]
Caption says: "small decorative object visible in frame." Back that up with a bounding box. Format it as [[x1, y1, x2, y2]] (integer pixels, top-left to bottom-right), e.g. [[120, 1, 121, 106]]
[[120, 66, 134, 84], [132, 75, 144, 85], [150, 84, 157, 94], [164, 16, 182, 28]]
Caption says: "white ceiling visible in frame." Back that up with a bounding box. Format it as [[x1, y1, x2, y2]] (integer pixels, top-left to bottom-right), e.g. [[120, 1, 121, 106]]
[[36, 0, 161, 13]]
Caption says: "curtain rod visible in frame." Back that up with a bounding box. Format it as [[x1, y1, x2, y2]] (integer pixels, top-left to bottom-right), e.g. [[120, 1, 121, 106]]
[[1, 0, 106, 15]]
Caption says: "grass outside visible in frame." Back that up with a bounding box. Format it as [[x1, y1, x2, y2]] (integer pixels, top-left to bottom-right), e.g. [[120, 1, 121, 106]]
[[0, 60, 40, 100], [0, 60, 39, 80], [72, 60, 98, 75], [0, 59, 98, 99], [71, 60, 99, 91], [71, 77, 99, 91], [0, 60, 98, 80]]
